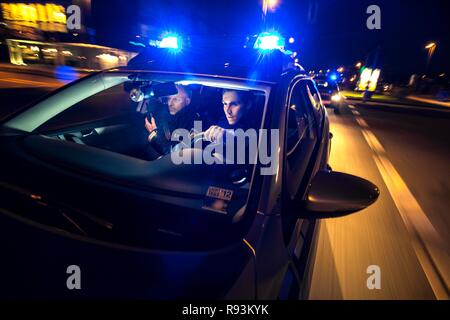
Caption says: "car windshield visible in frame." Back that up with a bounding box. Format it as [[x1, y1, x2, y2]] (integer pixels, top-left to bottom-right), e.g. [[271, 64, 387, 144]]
[[28, 71, 271, 162], [2, 71, 273, 247]]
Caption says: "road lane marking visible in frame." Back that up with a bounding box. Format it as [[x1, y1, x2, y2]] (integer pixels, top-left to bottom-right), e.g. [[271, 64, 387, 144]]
[[371, 153, 450, 299], [0, 80, 49, 87], [353, 114, 450, 299], [3, 78, 51, 85], [360, 128, 385, 154], [0, 77, 55, 87], [354, 116, 369, 129]]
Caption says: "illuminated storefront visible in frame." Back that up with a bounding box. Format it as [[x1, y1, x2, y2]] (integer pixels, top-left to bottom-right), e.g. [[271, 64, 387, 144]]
[[6, 38, 136, 69], [0, 1, 136, 69], [1, 2, 68, 33]]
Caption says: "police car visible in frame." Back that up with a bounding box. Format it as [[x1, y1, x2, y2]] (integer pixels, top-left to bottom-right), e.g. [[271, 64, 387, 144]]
[[0, 32, 379, 299], [315, 75, 345, 114]]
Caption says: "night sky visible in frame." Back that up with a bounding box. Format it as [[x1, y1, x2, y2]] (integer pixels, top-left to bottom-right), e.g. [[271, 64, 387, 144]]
[[93, 0, 450, 82]]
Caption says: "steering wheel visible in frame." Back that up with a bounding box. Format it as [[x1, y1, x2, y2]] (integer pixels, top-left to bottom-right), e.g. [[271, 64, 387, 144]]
[[190, 132, 205, 148], [173, 132, 226, 162], [170, 132, 205, 153]]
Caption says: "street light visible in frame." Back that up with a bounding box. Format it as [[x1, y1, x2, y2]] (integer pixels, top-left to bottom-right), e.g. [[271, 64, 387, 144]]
[[355, 62, 362, 68], [262, 0, 279, 16], [267, 0, 278, 9], [425, 42, 437, 74]]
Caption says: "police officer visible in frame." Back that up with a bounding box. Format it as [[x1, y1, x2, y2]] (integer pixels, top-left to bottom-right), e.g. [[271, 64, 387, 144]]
[[144, 85, 200, 159]]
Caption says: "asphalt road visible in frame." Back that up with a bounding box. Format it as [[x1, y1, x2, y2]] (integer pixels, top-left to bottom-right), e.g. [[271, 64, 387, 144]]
[[309, 101, 450, 300], [0, 72, 449, 299]]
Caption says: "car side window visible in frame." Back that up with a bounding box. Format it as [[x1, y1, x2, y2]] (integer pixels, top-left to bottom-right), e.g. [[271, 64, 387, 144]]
[[306, 80, 324, 128], [285, 80, 318, 200], [286, 82, 310, 154], [306, 81, 321, 111]]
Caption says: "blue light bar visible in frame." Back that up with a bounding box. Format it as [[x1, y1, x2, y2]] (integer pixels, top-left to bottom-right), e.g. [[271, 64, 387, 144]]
[[159, 35, 179, 49], [254, 32, 285, 51]]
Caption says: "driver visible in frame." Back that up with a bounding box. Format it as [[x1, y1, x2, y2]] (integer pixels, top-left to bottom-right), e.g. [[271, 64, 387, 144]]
[[203, 89, 257, 143], [144, 84, 200, 159], [199, 89, 260, 168]]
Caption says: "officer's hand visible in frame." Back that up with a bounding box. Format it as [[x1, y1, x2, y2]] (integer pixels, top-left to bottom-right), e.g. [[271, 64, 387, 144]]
[[145, 117, 158, 142], [204, 125, 226, 143]]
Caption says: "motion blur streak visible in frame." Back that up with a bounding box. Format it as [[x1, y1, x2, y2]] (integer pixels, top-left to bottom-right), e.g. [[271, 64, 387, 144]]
[[309, 107, 446, 299], [370, 145, 450, 300], [356, 110, 450, 299]]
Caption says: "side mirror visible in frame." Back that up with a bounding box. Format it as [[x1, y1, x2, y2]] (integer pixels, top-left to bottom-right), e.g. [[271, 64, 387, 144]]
[[299, 171, 379, 219]]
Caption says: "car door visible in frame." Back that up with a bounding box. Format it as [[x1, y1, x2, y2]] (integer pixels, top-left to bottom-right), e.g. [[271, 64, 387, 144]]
[[279, 78, 321, 298]]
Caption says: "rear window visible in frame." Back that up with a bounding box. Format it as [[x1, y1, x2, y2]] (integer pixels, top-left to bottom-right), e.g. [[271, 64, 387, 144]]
[[315, 79, 338, 91]]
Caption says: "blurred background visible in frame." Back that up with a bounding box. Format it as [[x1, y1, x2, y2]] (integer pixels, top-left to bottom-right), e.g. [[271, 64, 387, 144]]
[[0, 0, 448, 92]]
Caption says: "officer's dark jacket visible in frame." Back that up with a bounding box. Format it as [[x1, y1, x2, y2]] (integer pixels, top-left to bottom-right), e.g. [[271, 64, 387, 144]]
[[147, 103, 201, 158]]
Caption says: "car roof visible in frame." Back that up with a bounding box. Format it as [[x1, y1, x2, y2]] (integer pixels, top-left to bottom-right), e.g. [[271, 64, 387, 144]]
[[126, 45, 305, 83]]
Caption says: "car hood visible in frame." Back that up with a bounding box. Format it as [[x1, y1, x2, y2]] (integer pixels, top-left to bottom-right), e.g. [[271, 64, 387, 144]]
[[0, 206, 255, 299]]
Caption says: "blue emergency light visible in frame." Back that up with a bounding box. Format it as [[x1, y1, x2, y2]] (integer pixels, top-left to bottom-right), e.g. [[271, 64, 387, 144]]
[[254, 32, 285, 51], [159, 35, 179, 49]]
